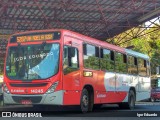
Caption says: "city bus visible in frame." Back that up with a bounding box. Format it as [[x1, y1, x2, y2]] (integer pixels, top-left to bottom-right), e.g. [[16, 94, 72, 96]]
[[3, 29, 150, 112]]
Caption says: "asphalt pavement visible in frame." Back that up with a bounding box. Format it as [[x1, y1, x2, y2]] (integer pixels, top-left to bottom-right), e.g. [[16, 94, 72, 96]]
[[0, 102, 160, 117]]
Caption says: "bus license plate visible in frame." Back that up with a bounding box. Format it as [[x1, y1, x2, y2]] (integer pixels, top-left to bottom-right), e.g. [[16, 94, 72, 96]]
[[21, 100, 32, 105]]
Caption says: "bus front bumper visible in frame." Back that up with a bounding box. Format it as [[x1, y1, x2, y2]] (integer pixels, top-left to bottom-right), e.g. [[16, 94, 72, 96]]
[[3, 90, 64, 105]]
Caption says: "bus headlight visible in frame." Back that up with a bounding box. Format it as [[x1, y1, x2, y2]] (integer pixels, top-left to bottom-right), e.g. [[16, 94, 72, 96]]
[[46, 81, 59, 94], [3, 83, 10, 94]]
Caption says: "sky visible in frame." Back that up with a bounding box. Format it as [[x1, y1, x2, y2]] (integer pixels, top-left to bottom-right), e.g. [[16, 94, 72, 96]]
[[145, 17, 160, 27]]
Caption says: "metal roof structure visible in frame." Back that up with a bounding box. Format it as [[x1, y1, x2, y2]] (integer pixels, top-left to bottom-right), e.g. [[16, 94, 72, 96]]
[[0, 0, 160, 39], [111, 16, 160, 45], [0, 0, 160, 73]]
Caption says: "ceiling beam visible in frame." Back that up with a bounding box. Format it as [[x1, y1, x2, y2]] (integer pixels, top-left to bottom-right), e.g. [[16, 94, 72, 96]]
[[137, 7, 160, 23]]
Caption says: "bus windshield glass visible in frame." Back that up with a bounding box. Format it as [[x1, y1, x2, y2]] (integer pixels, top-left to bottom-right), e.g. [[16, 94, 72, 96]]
[[6, 43, 59, 80]]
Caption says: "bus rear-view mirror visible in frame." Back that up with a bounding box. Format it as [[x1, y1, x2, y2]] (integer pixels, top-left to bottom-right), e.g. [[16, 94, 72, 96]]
[[68, 47, 75, 57]]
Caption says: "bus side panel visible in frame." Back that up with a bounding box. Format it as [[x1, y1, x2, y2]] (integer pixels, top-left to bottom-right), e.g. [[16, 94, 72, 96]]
[[63, 91, 81, 105], [62, 35, 82, 105], [94, 71, 105, 104], [81, 48, 128, 104], [95, 72, 128, 104], [85, 70, 127, 104], [63, 71, 82, 105], [136, 76, 150, 101], [120, 75, 150, 102], [99, 91, 127, 103]]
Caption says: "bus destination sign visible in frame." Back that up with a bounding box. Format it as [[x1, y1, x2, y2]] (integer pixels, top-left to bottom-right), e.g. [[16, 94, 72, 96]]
[[16, 34, 53, 43]]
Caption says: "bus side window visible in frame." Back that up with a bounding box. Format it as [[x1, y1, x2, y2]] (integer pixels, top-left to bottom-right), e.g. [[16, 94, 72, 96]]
[[100, 48, 112, 71], [143, 60, 147, 76], [133, 57, 138, 74], [110, 51, 115, 72], [128, 56, 138, 75], [83, 43, 99, 70], [63, 46, 79, 74], [115, 53, 127, 73], [115, 52, 122, 73], [110, 51, 114, 61], [138, 58, 147, 76], [146, 61, 150, 76], [123, 54, 127, 73]]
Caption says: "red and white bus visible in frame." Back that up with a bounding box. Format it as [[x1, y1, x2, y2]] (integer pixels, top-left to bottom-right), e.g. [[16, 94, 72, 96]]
[[3, 29, 150, 112]]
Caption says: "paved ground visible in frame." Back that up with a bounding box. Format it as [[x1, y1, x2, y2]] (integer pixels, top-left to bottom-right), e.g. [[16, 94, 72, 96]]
[[0, 102, 160, 117]]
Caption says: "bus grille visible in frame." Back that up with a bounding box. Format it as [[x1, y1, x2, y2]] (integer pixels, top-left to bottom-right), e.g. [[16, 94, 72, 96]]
[[12, 96, 42, 103], [10, 83, 48, 87]]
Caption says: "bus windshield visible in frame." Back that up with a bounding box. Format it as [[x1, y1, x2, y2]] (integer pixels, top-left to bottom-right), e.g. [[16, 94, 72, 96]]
[[6, 43, 59, 80]]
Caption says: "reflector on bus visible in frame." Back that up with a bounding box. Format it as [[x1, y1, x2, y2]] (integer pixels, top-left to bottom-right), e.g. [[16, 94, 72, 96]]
[[83, 71, 93, 77]]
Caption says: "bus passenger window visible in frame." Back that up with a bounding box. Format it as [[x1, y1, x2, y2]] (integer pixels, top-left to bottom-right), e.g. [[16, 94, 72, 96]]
[[146, 61, 150, 76], [128, 56, 138, 75], [134, 57, 138, 66], [144, 60, 146, 67], [83, 43, 99, 70], [110, 51, 115, 72], [110, 51, 114, 61], [100, 48, 114, 72], [115, 52, 122, 73], [63, 46, 79, 74], [100, 48, 110, 70], [123, 54, 127, 63], [115, 53, 127, 73], [122, 54, 127, 73], [138, 59, 147, 76]]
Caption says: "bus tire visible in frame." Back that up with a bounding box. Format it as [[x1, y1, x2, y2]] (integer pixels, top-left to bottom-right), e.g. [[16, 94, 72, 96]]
[[80, 88, 93, 113], [119, 90, 135, 110], [0, 95, 6, 107], [0, 100, 4, 106]]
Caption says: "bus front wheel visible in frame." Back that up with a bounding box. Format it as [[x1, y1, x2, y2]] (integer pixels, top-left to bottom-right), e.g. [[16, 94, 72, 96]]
[[80, 88, 93, 113]]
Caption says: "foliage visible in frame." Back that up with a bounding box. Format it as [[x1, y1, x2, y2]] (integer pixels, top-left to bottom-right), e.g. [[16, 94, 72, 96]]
[[114, 25, 160, 75]]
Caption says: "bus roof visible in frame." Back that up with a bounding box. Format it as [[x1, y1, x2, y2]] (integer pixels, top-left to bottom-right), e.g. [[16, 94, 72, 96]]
[[125, 49, 149, 60]]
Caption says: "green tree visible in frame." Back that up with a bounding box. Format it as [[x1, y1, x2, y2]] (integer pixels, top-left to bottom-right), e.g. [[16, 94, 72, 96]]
[[113, 25, 160, 75]]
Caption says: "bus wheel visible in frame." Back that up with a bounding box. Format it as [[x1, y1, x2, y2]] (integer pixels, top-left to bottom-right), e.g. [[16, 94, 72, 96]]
[[0, 100, 4, 106], [0, 95, 3, 106], [80, 88, 92, 113], [119, 90, 135, 110], [128, 90, 135, 109]]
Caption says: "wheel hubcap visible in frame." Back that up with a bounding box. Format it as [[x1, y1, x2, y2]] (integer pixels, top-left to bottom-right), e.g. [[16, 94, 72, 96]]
[[82, 95, 88, 107]]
